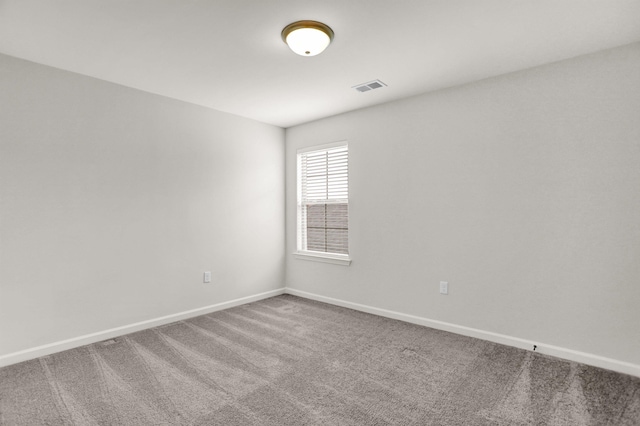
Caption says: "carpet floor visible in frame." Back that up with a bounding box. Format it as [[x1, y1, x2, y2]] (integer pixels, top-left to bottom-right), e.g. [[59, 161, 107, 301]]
[[1, 294, 639, 425]]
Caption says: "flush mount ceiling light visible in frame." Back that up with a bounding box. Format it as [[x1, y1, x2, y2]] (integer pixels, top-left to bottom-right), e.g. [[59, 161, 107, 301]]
[[281, 20, 334, 57]]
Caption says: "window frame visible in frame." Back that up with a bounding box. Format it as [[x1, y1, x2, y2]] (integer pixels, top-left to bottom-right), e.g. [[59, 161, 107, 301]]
[[294, 141, 351, 266]]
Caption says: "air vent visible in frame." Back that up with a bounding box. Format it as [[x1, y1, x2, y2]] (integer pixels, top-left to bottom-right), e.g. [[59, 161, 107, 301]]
[[352, 79, 387, 93]]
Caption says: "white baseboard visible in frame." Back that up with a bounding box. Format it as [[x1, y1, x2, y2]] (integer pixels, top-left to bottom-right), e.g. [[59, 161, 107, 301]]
[[285, 288, 640, 378], [4, 286, 638, 378], [0, 288, 286, 368]]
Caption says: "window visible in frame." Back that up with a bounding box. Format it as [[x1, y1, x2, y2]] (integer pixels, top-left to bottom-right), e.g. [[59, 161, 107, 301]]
[[295, 142, 350, 265]]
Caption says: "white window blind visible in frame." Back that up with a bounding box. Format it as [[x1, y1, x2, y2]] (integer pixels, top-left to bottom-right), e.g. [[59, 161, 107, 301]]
[[298, 143, 348, 256]]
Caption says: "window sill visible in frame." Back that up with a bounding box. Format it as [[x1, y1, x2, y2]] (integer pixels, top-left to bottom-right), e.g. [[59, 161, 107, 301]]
[[293, 251, 352, 266]]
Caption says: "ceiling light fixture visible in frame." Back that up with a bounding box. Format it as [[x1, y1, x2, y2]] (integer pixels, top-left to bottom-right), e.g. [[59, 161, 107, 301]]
[[281, 20, 334, 57]]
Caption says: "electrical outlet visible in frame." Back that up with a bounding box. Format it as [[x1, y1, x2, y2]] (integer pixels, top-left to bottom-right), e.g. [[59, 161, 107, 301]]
[[203, 271, 211, 283], [439, 281, 448, 295]]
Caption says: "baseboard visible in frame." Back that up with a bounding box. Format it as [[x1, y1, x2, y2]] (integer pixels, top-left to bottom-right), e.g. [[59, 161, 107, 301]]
[[0, 288, 286, 368], [5, 286, 638, 378], [285, 288, 640, 378]]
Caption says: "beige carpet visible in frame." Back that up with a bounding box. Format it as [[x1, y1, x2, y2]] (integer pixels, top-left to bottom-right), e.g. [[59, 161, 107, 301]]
[[1, 295, 639, 425]]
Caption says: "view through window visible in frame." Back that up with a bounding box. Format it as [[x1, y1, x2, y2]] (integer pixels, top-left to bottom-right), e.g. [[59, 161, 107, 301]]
[[297, 143, 348, 256]]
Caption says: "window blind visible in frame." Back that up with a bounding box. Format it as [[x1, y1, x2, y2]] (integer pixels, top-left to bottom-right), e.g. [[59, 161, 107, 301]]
[[299, 144, 348, 255]]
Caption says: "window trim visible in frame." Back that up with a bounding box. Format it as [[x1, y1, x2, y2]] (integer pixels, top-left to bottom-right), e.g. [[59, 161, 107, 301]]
[[295, 141, 351, 266], [292, 251, 352, 266]]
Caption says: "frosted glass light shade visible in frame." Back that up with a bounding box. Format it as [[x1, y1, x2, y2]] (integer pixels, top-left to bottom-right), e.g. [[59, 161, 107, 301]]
[[282, 21, 334, 57]]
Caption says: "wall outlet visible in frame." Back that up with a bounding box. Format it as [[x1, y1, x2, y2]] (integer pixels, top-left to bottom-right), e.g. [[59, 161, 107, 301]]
[[203, 271, 212, 283], [439, 281, 448, 295]]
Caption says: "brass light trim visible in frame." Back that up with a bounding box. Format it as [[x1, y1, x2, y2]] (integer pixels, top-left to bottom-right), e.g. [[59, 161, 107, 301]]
[[281, 20, 335, 44]]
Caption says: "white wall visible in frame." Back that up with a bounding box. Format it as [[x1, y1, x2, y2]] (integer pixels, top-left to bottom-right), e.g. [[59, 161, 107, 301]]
[[285, 43, 640, 367], [0, 54, 285, 357]]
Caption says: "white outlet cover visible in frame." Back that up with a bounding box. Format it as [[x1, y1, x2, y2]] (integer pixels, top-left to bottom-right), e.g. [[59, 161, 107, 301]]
[[204, 271, 212, 283], [440, 281, 448, 295]]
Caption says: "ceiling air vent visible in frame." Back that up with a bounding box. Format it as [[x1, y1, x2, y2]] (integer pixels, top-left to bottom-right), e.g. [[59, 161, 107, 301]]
[[353, 79, 387, 93]]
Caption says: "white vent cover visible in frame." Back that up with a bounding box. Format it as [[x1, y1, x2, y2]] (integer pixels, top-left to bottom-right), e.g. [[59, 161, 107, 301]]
[[352, 79, 387, 93]]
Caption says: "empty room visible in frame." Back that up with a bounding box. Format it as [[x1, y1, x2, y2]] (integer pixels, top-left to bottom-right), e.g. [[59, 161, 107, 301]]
[[1, 1, 639, 424]]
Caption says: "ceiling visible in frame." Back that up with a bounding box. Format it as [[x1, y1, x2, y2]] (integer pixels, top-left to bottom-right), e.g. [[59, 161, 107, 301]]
[[1, 1, 639, 128]]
